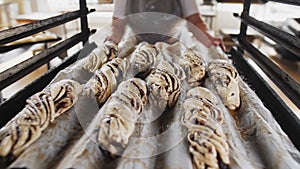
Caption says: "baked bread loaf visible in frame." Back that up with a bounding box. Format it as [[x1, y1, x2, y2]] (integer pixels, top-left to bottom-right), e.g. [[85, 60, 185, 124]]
[[0, 80, 82, 157], [182, 87, 230, 169], [179, 49, 206, 87], [157, 60, 186, 81], [82, 41, 118, 73], [130, 42, 160, 76], [97, 78, 147, 155], [84, 58, 129, 105], [207, 59, 240, 110], [146, 69, 181, 111]]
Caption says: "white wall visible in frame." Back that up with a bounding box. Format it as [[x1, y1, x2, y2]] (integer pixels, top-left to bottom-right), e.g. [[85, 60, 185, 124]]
[[213, 2, 300, 32], [35, 0, 82, 13], [214, 3, 267, 32], [32, 1, 299, 34]]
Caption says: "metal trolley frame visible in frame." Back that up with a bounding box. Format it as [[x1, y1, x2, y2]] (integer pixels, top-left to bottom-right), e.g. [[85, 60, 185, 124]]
[[0, 0, 299, 151], [230, 0, 300, 150], [0, 0, 96, 127]]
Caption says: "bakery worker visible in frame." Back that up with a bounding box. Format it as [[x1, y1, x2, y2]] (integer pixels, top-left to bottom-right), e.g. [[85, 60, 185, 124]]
[[106, 0, 225, 51]]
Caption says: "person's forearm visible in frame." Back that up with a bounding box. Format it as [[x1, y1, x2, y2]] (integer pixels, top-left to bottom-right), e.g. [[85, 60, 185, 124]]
[[106, 17, 126, 44], [185, 13, 213, 47], [185, 13, 226, 51], [186, 13, 209, 33]]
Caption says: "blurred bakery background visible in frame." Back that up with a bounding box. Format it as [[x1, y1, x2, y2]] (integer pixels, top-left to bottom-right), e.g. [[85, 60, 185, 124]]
[[1, 0, 299, 40], [0, 0, 299, 106]]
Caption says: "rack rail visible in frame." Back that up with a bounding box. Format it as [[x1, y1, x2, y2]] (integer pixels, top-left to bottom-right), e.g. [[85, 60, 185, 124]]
[[231, 0, 300, 150], [0, 0, 96, 127]]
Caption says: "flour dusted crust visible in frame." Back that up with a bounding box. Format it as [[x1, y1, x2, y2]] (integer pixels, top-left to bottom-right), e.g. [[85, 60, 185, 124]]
[[47, 80, 82, 116], [0, 80, 82, 157], [186, 87, 218, 106], [130, 42, 160, 75], [146, 69, 181, 111], [179, 49, 206, 87], [183, 87, 223, 124], [117, 77, 148, 105], [83, 41, 118, 73], [84, 58, 129, 105], [97, 78, 147, 155], [187, 119, 230, 169], [1, 39, 299, 169], [182, 87, 229, 169], [157, 60, 186, 81], [207, 59, 240, 110]]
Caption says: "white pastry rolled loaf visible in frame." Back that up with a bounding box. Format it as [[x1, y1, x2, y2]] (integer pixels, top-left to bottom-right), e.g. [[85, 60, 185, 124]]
[[55, 78, 147, 169], [146, 69, 181, 111], [83, 58, 129, 105], [129, 42, 160, 76], [182, 87, 230, 169], [157, 60, 186, 81], [97, 78, 148, 155], [82, 41, 118, 73], [178, 49, 206, 87], [207, 59, 240, 110], [0, 80, 82, 158]]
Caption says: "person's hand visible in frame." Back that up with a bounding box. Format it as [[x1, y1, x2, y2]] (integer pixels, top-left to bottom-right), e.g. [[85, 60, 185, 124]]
[[104, 36, 119, 45], [104, 17, 126, 45], [209, 37, 226, 52], [185, 13, 226, 51]]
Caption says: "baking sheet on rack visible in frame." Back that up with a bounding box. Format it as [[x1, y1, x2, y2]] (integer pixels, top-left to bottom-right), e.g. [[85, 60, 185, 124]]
[[191, 33, 300, 168], [0, 32, 61, 53], [4, 22, 300, 169]]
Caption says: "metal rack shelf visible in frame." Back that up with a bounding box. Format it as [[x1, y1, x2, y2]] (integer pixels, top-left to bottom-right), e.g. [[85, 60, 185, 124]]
[[0, 0, 96, 127], [268, 0, 300, 6], [234, 13, 300, 58], [230, 0, 300, 150]]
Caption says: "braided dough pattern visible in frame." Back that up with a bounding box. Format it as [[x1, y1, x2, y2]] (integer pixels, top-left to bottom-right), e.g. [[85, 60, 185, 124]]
[[207, 59, 240, 110], [182, 87, 230, 169], [97, 78, 147, 155], [146, 69, 181, 111], [84, 58, 129, 105], [0, 80, 82, 157], [179, 49, 206, 87], [83, 41, 118, 73], [157, 60, 186, 81], [130, 42, 160, 75]]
